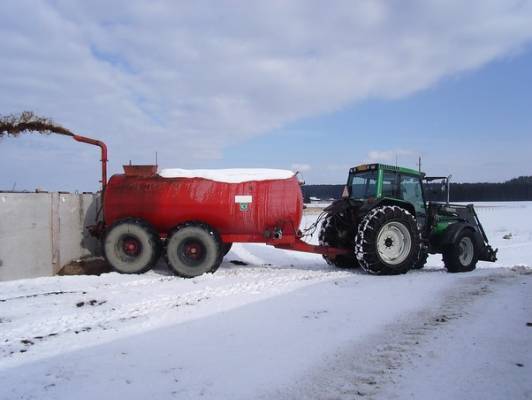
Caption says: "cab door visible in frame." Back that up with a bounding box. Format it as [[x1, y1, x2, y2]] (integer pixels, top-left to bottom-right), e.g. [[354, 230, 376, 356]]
[[399, 174, 427, 231]]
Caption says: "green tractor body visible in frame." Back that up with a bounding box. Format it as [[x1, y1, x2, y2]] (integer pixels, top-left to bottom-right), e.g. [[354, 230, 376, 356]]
[[319, 163, 497, 274]]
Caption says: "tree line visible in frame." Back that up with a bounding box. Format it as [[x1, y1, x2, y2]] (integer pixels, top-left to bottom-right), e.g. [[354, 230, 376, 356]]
[[302, 176, 532, 202]]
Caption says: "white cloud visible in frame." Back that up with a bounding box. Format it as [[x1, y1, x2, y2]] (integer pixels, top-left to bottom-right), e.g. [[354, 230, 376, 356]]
[[291, 163, 312, 172], [1, 0, 532, 189], [367, 149, 417, 163]]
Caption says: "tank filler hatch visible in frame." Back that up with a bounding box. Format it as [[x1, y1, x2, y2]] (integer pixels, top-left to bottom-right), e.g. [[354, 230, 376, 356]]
[[123, 165, 158, 177]]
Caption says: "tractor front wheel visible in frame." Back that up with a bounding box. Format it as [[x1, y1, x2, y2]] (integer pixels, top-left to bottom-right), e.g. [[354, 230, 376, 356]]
[[443, 230, 479, 273], [355, 206, 419, 275]]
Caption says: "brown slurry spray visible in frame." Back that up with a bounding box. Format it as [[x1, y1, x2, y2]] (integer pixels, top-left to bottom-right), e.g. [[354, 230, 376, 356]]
[[0, 111, 73, 138]]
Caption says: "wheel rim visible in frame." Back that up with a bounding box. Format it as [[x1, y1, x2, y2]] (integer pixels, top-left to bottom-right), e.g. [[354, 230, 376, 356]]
[[178, 239, 207, 267], [376, 221, 412, 265], [118, 235, 143, 259], [458, 236, 474, 266]]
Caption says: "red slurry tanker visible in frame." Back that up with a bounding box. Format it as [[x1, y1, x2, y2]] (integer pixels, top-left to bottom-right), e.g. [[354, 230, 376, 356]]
[[100, 165, 335, 277]]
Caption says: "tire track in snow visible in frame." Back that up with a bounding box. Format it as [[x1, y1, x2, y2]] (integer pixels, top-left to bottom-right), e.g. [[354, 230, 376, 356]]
[[274, 268, 530, 400]]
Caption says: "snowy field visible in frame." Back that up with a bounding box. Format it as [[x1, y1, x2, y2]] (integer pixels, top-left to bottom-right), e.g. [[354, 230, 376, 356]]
[[1, 202, 531, 400]]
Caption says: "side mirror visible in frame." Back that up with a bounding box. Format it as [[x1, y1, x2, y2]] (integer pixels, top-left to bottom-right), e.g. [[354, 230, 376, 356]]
[[342, 185, 349, 198]]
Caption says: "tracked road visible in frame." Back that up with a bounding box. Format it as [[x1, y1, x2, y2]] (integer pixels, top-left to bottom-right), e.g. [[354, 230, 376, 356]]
[[1, 261, 530, 400]]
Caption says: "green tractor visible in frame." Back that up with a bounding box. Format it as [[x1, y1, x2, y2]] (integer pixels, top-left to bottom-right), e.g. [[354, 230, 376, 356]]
[[318, 163, 497, 275]]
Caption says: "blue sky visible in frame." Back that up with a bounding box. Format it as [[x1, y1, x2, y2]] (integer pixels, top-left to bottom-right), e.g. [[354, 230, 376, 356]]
[[1, 1, 532, 191], [225, 48, 532, 183]]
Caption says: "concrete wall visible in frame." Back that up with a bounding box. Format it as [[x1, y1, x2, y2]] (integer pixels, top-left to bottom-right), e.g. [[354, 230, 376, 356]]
[[0, 192, 101, 281]]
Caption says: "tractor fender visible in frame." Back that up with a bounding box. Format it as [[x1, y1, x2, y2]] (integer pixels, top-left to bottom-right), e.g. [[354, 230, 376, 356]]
[[324, 198, 352, 215], [368, 198, 416, 217], [440, 222, 482, 247]]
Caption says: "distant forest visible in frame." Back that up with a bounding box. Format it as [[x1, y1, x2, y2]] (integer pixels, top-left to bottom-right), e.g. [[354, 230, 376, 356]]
[[302, 176, 532, 202]]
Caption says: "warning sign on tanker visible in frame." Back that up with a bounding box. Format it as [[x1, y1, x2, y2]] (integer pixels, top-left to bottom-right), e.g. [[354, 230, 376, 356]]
[[235, 195, 252, 212]]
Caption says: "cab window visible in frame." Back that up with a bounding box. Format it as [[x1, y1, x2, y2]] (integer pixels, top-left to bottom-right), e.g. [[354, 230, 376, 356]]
[[381, 172, 399, 198], [350, 171, 377, 199], [399, 175, 425, 214]]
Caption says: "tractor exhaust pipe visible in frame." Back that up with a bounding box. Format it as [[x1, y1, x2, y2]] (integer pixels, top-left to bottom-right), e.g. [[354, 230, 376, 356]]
[[446, 174, 452, 204]]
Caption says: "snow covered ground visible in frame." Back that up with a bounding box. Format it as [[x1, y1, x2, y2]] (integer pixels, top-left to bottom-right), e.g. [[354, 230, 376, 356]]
[[1, 202, 531, 400]]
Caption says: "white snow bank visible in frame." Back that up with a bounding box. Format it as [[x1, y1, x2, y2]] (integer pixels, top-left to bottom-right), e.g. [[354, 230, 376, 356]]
[[158, 168, 295, 183]]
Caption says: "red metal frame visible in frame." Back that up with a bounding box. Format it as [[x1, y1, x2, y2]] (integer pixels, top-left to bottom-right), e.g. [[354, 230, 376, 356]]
[[220, 233, 349, 257], [272, 237, 350, 256]]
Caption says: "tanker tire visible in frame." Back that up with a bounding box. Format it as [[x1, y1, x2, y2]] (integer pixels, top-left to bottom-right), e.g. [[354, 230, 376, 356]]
[[318, 214, 358, 269], [354, 205, 420, 275], [165, 222, 223, 278], [222, 243, 233, 257], [103, 218, 162, 274], [443, 229, 479, 273]]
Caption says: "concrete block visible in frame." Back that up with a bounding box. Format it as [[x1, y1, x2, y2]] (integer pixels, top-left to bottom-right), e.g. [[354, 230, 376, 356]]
[[0, 192, 101, 281]]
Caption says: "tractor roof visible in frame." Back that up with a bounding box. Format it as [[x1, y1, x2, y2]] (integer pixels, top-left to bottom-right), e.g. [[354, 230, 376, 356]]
[[350, 163, 423, 176]]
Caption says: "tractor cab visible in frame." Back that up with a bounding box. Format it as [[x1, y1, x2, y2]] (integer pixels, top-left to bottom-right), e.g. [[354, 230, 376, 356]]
[[346, 163, 428, 229]]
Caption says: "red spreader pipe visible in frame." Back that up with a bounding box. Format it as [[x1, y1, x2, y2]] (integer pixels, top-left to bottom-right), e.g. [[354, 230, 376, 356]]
[[72, 135, 108, 192]]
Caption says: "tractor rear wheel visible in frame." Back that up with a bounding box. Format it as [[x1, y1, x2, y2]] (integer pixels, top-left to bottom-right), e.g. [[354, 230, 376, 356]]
[[103, 218, 162, 274], [443, 230, 479, 273], [355, 205, 419, 275], [165, 222, 223, 278], [318, 214, 358, 268]]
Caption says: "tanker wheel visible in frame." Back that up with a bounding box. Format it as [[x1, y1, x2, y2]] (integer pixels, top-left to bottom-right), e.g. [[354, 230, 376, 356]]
[[222, 243, 233, 257], [165, 222, 223, 278], [103, 218, 162, 274], [318, 214, 358, 269], [354, 205, 420, 275]]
